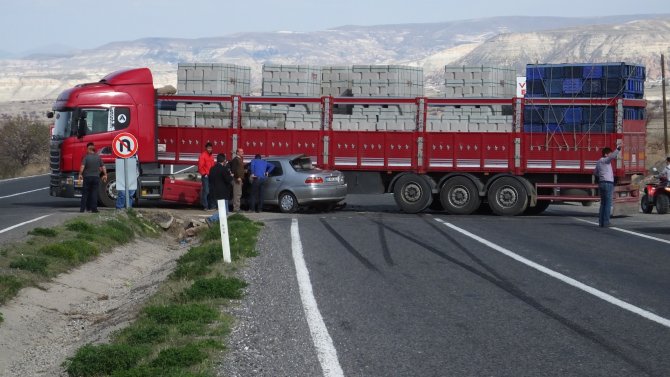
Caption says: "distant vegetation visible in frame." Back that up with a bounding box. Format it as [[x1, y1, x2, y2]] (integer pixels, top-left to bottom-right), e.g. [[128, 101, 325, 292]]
[[0, 115, 50, 179]]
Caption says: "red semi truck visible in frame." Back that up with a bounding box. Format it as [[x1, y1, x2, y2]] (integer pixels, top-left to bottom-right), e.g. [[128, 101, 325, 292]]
[[48, 67, 646, 215]]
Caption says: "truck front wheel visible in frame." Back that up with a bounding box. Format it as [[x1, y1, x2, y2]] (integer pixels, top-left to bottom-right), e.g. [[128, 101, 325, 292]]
[[487, 177, 528, 216], [98, 171, 117, 208], [440, 176, 481, 215], [393, 174, 432, 213]]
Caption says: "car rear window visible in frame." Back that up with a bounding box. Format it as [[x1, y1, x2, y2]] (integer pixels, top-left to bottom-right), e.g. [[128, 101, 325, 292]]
[[290, 157, 312, 171]]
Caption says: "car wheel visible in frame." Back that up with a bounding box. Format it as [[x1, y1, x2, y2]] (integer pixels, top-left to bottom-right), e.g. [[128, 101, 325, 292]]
[[98, 171, 116, 208], [656, 194, 669, 214], [640, 194, 653, 214], [440, 176, 481, 215], [278, 191, 298, 213], [487, 177, 528, 216]]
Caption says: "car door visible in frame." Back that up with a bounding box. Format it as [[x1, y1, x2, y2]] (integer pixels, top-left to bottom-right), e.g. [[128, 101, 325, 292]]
[[263, 160, 285, 203]]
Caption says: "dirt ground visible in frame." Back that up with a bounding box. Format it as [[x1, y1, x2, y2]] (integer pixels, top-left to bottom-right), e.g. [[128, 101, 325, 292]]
[[0, 229, 191, 376]]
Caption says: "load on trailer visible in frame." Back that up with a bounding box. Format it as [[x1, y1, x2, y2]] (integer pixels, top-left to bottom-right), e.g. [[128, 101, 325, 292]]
[[48, 62, 647, 215]]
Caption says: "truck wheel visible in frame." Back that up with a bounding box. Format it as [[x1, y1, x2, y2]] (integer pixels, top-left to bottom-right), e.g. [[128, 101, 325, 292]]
[[393, 174, 432, 213], [640, 194, 653, 214], [98, 171, 117, 208], [440, 176, 481, 215], [278, 191, 298, 213], [524, 200, 550, 215], [656, 194, 669, 214], [487, 177, 528, 216]]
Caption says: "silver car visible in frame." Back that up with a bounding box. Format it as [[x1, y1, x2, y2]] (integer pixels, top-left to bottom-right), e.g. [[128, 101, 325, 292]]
[[262, 155, 347, 213]]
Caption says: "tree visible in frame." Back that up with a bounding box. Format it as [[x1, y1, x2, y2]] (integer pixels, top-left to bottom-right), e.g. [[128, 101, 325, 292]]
[[0, 116, 50, 178]]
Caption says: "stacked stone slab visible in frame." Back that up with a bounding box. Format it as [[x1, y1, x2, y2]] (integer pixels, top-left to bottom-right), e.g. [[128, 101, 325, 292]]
[[177, 63, 251, 96], [262, 64, 322, 97]]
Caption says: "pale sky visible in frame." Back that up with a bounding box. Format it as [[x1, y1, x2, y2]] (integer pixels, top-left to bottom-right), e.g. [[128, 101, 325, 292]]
[[2, 0, 670, 55]]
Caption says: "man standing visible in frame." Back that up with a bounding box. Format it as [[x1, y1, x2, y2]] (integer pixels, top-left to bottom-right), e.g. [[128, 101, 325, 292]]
[[593, 142, 622, 227], [207, 153, 233, 224], [229, 148, 245, 212], [249, 154, 274, 212], [198, 142, 216, 210], [78, 142, 107, 213], [115, 155, 139, 209]]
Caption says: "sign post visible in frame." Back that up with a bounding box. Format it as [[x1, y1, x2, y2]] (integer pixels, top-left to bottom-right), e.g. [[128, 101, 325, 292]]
[[112, 132, 139, 209]]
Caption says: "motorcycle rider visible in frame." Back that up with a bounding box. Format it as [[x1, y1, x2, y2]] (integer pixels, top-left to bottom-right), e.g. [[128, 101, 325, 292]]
[[661, 157, 670, 181]]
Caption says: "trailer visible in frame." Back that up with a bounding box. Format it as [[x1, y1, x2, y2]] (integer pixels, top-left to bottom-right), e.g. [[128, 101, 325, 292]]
[[48, 65, 646, 215]]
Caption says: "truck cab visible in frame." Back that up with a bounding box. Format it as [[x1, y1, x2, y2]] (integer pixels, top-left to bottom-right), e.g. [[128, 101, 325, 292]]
[[49, 68, 156, 206]]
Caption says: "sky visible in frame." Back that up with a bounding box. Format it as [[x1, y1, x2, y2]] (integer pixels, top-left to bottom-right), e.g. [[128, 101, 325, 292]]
[[1, 0, 670, 55]]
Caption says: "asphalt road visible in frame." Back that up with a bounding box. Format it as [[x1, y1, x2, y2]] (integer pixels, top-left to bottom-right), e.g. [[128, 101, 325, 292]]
[[3, 176, 669, 376]]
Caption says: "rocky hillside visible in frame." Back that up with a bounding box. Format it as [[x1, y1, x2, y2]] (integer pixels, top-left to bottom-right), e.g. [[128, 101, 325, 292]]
[[0, 14, 668, 102]]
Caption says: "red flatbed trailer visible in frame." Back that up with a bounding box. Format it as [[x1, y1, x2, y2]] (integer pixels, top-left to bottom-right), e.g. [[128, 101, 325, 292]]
[[49, 68, 646, 215]]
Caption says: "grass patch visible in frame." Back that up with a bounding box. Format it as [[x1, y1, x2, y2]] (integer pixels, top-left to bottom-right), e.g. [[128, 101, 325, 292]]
[[63, 343, 149, 377], [184, 275, 247, 300], [0, 275, 23, 304], [144, 303, 219, 325], [115, 321, 170, 345], [150, 343, 207, 369], [9, 256, 49, 274], [28, 227, 57, 237], [39, 239, 98, 262], [65, 220, 94, 233], [111, 366, 211, 377], [170, 243, 221, 280]]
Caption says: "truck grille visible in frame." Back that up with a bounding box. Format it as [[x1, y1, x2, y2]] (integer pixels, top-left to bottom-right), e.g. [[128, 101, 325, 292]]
[[50, 141, 62, 187]]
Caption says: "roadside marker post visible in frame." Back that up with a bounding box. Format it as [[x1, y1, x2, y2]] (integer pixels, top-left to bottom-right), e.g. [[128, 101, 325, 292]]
[[217, 199, 231, 263]]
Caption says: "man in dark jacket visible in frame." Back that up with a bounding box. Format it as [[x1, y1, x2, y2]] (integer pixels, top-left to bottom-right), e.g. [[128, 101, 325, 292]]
[[207, 153, 233, 224], [229, 148, 245, 212]]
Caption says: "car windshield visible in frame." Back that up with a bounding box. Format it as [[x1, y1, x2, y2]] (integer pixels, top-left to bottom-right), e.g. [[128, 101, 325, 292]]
[[52, 110, 73, 139], [290, 157, 313, 171]]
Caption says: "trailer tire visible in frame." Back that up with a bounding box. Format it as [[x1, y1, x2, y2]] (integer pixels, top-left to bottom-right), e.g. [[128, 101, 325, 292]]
[[487, 177, 528, 216], [656, 194, 669, 214], [278, 191, 299, 213], [393, 174, 432, 213], [640, 194, 653, 214], [524, 200, 550, 215], [440, 176, 481, 215], [98, 171, 117, 208]]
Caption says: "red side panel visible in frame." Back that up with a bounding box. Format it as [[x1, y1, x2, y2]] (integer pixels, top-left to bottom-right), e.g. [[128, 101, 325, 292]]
[[240, 129, 322, 163], [161, 177, 200, 205]]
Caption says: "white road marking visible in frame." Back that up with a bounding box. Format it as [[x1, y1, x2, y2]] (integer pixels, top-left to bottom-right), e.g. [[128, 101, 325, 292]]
[[0, 215, 52, 234], [0, 187, 49, 200], [0, 173, 49, 183], [290, 218, 345, 377], [573, 217, 670, 246], [435, 218, 670, 329]]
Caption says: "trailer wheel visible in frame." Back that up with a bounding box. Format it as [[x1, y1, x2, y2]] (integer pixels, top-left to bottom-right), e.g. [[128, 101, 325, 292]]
[[440, 176, 481, 215], [487, 177, 528, 216], [656, 194, 669, 214], [393, 174, 432, 213], [98, 171, 117, 208], [278, 191, 298, 213], [640, 194, 653, 214], [524, 200, 550, 215]]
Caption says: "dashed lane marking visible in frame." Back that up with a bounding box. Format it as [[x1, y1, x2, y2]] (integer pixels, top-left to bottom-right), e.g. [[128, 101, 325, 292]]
[[573, 217, 670, 246], [0, 215, 52, 234], [0, 187, 49, 200]]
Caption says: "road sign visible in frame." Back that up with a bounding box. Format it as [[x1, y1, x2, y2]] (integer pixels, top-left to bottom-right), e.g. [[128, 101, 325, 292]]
[[112, 132, 138, 158]]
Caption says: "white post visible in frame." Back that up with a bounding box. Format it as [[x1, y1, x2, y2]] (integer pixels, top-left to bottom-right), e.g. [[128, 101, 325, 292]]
[[123, 158, 130, 209], [217, 199, 231, 263]]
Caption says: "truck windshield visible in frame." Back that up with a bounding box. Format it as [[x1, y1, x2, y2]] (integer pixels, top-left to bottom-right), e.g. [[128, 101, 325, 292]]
[[52, 111, 73, 139]]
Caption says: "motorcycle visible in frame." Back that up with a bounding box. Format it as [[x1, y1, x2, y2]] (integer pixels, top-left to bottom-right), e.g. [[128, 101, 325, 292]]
[[641, 168, 670, 214]]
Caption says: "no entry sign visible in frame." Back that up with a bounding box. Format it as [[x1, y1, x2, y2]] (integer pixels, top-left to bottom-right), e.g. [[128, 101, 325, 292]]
[[112, 132, 139, 158]]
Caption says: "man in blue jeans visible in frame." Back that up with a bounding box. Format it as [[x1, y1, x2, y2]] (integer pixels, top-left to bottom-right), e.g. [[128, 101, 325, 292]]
[[249, 154, 274, 212], [593, 142, 622, 227]]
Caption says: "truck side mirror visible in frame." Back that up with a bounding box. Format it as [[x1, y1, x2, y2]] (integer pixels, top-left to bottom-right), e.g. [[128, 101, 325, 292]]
[[76, 116, 87, 138]]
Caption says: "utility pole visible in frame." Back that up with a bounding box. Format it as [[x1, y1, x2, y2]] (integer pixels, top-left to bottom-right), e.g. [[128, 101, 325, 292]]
[[662, 54, 668, 156]]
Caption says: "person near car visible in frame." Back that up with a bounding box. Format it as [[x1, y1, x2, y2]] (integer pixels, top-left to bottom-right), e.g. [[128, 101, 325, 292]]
[[593, 143, 621, 227], [229, 148, 245, 212], [78, 142, 107, 213], [661, 157, 670, 181], [198, 142, 216, 210], [207, 153, 234, 224], [249, 154, 275, 213]]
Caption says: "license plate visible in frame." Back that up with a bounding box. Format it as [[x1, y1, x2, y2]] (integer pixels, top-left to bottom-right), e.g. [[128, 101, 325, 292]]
[[325, 176, 338, 182]]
